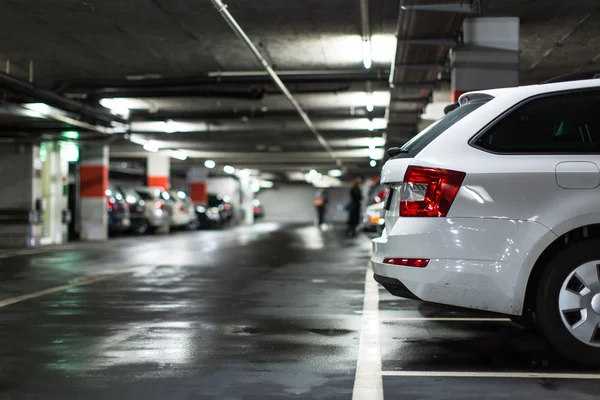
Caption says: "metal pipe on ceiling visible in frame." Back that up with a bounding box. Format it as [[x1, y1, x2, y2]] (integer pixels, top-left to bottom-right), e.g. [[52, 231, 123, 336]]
[[209, 0, 342, 168], [0, 70, 127, 126]]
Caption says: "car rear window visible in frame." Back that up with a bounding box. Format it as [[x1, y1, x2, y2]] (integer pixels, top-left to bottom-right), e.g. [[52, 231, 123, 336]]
[[136, 191, 153, 200], [393, 99, 490, 158]]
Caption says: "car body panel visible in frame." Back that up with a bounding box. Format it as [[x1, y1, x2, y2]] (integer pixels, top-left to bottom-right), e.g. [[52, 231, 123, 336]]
[[374, 78, 600, 314]]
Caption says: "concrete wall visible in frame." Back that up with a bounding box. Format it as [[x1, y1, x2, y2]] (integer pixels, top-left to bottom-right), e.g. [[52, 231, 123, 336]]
[[257, 184, 351, 224]]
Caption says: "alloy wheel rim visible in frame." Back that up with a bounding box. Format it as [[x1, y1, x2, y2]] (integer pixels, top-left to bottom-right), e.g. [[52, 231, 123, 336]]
[[558, 261, 600, 347]]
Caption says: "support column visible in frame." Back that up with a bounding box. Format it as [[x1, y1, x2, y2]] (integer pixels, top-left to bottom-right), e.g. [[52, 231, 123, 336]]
[[239, 176, 254, 225], [451, 17, 520, 102], [147, 153, 170, 190], [187, 167, 207, 205], [80, 145, 108, 241], [0, 143, 41, 247]]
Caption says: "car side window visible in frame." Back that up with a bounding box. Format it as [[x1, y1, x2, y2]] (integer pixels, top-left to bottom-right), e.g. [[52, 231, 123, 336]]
[[474, 90, 600, 153]]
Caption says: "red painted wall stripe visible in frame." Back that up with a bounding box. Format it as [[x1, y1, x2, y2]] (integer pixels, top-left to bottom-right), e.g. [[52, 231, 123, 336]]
[[451, 90, 471, 103], [148, 176, 169, 190], [81, 165, 108, 198], [189, 182, 208, 205]]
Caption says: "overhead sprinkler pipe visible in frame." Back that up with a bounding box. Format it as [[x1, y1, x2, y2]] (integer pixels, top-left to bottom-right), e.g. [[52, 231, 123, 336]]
[[209, 0, 342, 168]]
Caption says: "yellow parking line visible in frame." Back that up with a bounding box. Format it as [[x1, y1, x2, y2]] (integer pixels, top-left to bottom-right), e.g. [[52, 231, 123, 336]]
[[0, 272, 131, 308], [382, 371, 600, 379]]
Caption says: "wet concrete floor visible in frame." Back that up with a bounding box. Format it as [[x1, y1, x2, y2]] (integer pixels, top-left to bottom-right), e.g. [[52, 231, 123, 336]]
[[0, 223, 598, 399]]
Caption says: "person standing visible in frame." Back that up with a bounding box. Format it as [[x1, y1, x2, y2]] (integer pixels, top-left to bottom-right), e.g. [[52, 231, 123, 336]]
[[313, 189, 328, 227], [346, 178, 363, 237]]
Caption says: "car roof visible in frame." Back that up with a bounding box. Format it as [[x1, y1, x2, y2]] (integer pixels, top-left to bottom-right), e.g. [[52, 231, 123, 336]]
[[459, 78, 600, 105]]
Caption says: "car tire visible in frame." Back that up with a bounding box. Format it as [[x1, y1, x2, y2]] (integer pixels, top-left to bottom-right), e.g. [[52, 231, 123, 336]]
[[535, 239, 600, 365]]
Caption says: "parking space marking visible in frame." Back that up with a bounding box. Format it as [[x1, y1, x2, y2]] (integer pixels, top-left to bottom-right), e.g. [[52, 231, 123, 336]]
[[0, 245, 78, 259], [382, 371, 600, 379], [0, 271, 134, 308], [352, 263, 383, 400], [382, 317, 511, 322]]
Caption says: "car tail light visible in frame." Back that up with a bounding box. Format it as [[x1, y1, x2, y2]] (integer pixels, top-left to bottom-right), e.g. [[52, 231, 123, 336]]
[[155, 201, 166, 211], [107, 198, 116, 211], [383, 258, 430, 268], [179, 204, 187, 213], [400, 166, 466, 217]]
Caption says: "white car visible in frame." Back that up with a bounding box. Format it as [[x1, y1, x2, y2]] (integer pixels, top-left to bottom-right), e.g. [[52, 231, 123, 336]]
[[135, 187, 172, 233], [169, 190, 197, 229], [362, 201, 385, 233], [372, 74, 600, 365]]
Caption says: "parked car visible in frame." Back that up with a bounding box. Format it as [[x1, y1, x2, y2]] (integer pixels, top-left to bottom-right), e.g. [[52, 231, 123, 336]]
[[209, 194, 234, 223], [169, 190, 197, 229], [106, 185, 130, 236], [361, 201, 384, 234], [253, 199, 265, 219], [134, 187, 172, 234], [371, 73, 600, 365], [195, 204, 223, 229], [117, 186, 149, 235]]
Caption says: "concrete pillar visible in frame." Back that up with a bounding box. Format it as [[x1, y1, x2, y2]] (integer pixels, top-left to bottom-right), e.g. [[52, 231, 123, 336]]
[[239, 176, 254, 225], [451, 17, 520, 102], [0, 144, 42, 247], [80, 145, 108, 241], [147, 153, 170, 190], [39, 142, 70, 245], [187, 167, 207, 205]]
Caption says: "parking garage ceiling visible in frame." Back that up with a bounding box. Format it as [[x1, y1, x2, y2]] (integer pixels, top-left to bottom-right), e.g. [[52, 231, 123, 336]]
[[1, 0, 600, 177]]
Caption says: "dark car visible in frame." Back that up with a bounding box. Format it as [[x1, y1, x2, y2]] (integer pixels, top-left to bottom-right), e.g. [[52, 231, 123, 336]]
[[208, 194, 234, 224], [194, 204, 223, 229], [117, 186, 149, 235], [106, 185, 131, 236]]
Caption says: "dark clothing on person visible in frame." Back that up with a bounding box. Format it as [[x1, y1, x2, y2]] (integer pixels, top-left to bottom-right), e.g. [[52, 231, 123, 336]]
[[346, 186, 363, 236], [315, 191, 328, 226]]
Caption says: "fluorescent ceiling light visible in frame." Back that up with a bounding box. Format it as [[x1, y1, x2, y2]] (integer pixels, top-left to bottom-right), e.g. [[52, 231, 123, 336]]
[[260, 180, 274, 188], [143, 142, 159, 152], [162, 120, 178, 133], [368, 120, 375, 132], [204, 160, 216, 169], [129, 134, 148, 146], [362, 39, 372, 69], [328, 169, 343, 177], [237, 169, 251, 178], [309, 169, 318, 177], [24, 102, 53, 115], [251, 181, 261, 193], [171, 150, 187, 160], [366, 93, 374, 112], [100, 98, 131, 119], [62, 131, 80, 140], [223, 165, 235, 174]]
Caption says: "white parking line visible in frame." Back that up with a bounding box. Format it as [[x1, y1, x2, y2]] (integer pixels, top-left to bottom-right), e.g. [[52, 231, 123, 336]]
[[382, 317, 511, 322], [352, 263, 383, 400], [382, 371, 600, 379]]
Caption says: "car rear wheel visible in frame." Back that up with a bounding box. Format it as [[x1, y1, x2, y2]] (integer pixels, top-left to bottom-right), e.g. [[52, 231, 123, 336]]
[[536, 240, 600, 365]]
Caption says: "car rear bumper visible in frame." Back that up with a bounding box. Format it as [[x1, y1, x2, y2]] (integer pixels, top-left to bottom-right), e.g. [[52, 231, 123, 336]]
[[371, 217, 553, 315]]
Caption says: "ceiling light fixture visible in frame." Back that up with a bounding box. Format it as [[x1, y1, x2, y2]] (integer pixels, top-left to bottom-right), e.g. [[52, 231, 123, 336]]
[[362, 39, 372, 69], [162, 120, 177, 133], [237, 169, 251, 178], [99, 98, 131, 119], [328, 169, 343, 178], [224, 165, 235, 174], [171, 150, 187, 161], [368, 120, 375, 132], [370, 160, 377, 167], [143, 141, 159, 152], [204, 160, 216, 169]]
